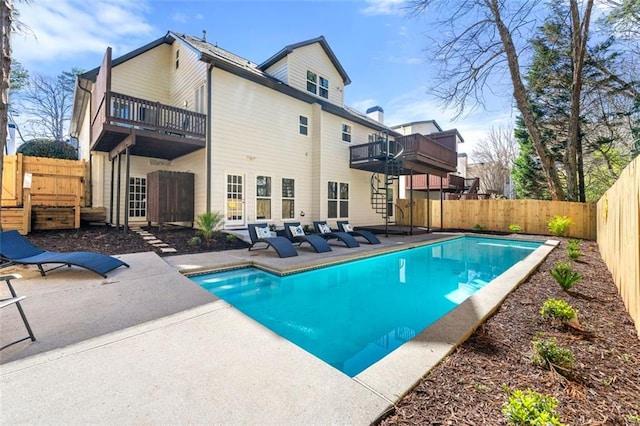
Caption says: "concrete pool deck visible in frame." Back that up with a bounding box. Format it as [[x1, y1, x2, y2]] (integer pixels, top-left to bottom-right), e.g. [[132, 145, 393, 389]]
[[0, 232, 558, 424]]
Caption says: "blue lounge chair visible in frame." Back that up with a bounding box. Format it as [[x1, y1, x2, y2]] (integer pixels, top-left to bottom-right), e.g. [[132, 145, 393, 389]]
[[247, 224, 298, 258], [336, 221, 381, 244], [0, 230, 129, 278], [313, 221, 360, 248], [283, 222, 332, 253]]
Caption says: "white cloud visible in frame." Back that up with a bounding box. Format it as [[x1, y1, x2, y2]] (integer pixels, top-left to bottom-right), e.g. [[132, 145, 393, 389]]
[[12, 0, 155, 70], [361, 0, 406, 16]]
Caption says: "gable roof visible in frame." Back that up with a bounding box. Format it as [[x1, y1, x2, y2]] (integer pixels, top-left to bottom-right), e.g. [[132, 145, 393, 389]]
[[258, 36, 351, 85]]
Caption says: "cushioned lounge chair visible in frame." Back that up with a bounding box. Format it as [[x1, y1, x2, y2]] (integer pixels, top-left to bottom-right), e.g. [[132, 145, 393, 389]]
[[0, 230, 129, 278], [247, 224, 298, 258], [312, 221, 360, 248], [283, 222, 332, 253], [336, 221, 381, 244]]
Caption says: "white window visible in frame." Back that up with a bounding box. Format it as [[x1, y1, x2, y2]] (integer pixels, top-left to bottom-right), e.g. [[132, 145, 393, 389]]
[[175, 49, 180, 69], [307, 70, 329, 99], [256, 176, 271, 220], [299, 116, 308, 135], [194, 84, 205, 113], [342, 124, 351, 143], [282, 178, 295, 219], [328, 181, 349, 218], [128, 176, 146, 218]]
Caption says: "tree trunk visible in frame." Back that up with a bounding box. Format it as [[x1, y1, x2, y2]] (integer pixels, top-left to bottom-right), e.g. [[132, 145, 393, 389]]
[[487, 0, 566, 200], [0, 0, 13, 230]]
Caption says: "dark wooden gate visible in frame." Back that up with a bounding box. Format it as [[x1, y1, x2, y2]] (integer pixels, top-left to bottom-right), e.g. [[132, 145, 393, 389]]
[[147, 171, 194, 227]]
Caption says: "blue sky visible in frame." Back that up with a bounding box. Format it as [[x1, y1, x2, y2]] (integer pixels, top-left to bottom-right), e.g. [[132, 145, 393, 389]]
[[12, 0, 519, 157]]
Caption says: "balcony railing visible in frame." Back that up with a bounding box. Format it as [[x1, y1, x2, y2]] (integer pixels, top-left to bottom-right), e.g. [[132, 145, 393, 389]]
[[92, 92, 206, 143], [397, 134, 457, 170], [350, 139, 404, 163]]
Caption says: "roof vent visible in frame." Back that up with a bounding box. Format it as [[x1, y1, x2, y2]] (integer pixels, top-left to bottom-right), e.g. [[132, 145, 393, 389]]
[[202, 30, 207, 42]]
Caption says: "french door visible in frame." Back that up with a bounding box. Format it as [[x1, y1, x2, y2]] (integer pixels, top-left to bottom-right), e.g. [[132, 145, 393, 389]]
[[225, 174, 245, 226]]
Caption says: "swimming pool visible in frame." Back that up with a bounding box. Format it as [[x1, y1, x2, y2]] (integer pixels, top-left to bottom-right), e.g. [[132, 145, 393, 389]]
[[191, 236, 542, 377]]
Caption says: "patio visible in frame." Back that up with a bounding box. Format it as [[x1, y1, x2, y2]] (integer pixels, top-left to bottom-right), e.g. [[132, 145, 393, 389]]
[[0, 232, 556, 424]]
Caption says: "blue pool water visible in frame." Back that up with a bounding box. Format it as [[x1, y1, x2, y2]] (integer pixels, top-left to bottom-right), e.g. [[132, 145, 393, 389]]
[[191, 236, 542, 376]]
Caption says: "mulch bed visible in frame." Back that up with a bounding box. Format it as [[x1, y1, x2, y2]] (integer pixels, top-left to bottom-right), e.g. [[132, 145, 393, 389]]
[[20, 227, 640, 424]]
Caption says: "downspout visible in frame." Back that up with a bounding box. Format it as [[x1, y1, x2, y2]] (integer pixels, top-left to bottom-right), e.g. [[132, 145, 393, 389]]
[[76, 79, 93, 206], [206, 63, 214, 213]]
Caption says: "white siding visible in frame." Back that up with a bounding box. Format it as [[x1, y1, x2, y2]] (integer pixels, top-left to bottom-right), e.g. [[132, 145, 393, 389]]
[[264, 57, 288, 84], [170, 42, 207, 110], [287, 43, 345, 106], [111, 44, 172, 104]]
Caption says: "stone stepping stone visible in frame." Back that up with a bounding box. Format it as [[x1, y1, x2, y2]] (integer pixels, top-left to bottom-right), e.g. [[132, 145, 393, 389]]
[[147, 239, 163, 244], [160, 248, 177, 253]]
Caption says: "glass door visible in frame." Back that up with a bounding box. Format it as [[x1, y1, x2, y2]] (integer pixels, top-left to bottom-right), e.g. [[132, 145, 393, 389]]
[[226, 174, 245, 226]]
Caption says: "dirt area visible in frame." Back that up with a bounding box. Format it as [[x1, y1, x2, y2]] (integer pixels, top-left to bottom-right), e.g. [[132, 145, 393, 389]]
[[17, 227, 640, 424]]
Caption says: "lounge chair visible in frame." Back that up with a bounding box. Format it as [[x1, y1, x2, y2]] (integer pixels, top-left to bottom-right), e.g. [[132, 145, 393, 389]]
[[336, 221, 381, 244], [247, 224, 298, 258], [1, 274, 36, 350], [312, 221, 360, 248], [0, 230, 129, 278], [283, 222, 332, 253]]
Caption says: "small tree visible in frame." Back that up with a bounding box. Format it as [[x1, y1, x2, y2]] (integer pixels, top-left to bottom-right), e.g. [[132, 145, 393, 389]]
[[17, 138, 77, 160]]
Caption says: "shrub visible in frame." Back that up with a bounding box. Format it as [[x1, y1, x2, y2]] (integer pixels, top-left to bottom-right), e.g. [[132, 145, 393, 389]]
[[540, 298, 577, 322], [550, 262, 582, 290], [509, 224, 523, 233], [532, 336, 574, 374], [195, 211, 223, 240], [547, 215, 572, 237], [473, 224, 487, 231], [17, 138, 78, 160], [226, 233, 237, 241], [502, 387, 564, 426], [188, 236, 201, 246], [567, 248, 581, 260], [567, 239, 581, 250]]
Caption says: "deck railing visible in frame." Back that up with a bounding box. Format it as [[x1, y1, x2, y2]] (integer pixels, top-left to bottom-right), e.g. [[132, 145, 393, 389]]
[[396, 134, 457, 169], [92, 92, 206, 140]]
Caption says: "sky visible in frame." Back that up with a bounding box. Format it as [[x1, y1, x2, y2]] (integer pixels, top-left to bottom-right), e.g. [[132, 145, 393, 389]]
[[11, 0, 521, 158]]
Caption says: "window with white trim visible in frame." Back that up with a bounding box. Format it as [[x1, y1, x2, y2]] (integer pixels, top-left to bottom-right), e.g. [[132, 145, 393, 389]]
[[282, 178, 295, 219], [328, 181, 349, 218], [256, 176, 271, 220], [299, 115, 308, 135], [306, 70, 329, 99], [128, 176, 146, 218], [342, 124, 351, 143]]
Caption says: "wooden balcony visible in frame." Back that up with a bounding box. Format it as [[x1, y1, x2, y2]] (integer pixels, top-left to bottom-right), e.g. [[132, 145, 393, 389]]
[[349, 133, 457, 176], [405, 174, 480, 193], [91, 92, 206, 160]]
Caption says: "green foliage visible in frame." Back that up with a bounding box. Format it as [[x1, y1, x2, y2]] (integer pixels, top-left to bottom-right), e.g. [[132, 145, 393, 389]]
[[502, 386, 564, 426], [268, 223, 276, 231], [16, 139, 77, 160], [226, 233, 237, 241], [509, 224, 523, 233], [188, 236, 201, 246], [195, 211, 223, 240], [547, 215, 572, 236], [532, 336, 574, 374], [567, 239, 581, 250], [550, 261, 582, 290], [473, 224, 487, 231], [512, 117, 551, 200], [567, 248, 581, 260], [540, 298, 577, 322]]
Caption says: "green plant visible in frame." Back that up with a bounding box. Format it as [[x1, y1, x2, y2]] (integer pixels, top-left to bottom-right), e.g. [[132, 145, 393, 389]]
[[550, 262, 582, 290], [567, 248, 581, 260], [188, 236, 201, 246], [226, 233, 237, 241], [539, 298, 577, 322], [509, 224, 523, 233], [268, 223, 276, 231], [17, 138, 78, 160], [195, 211, 224, 240], [567, 239, 581, 250], [502, 386, 564, 426], [547, 215, 573, 236], [473, 224, 487, 231], [532, 336, 574, 374]]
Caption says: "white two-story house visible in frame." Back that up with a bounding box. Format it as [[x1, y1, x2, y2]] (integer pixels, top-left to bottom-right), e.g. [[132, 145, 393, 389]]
[[70, 32, 459, 230]]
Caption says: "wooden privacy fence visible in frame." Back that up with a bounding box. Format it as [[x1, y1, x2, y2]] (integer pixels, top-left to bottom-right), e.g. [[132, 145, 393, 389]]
[[396, 198, 597, 240], [597, 156, 639, 337], [1, 154, 88, 234]]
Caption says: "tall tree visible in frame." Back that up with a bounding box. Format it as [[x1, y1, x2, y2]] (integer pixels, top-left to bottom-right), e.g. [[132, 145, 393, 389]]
[[470, 125, 518, 194], [512, 116, 551, 199], [18, 68, 80, 141], [409, 0, 595, 201]]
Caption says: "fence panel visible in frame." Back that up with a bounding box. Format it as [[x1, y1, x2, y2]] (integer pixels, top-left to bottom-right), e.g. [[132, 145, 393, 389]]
[[597, 157, 639, 337], [1, 154, 22, 206], [397, 198, 597, 240]]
